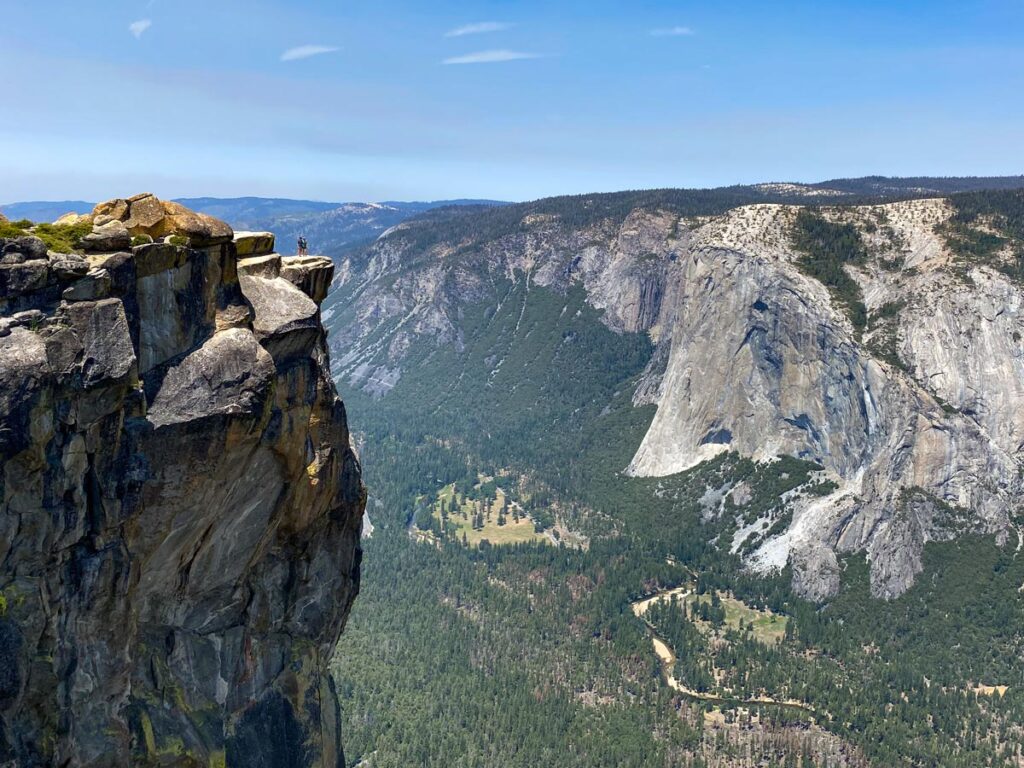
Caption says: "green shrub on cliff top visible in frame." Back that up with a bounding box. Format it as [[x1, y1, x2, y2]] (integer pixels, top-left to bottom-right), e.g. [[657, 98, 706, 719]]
[[942, 188, 1024, 283], [0, 221, 27, 239], [0, 219, 93, 253], [33, 221, 93, 253], [790, 208, 869, 335]]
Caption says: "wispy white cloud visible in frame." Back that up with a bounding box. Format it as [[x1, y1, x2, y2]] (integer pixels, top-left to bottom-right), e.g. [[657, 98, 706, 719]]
[[280, 45, 340, 62], [444, 21, 512, 38], [129, 19, 152, 39], [650, 26, 695, 37], [443, 50, 542, 65]]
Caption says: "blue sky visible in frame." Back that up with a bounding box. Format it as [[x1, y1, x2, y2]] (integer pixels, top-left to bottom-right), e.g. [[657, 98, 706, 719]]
[[2, 0, 1022, 203]]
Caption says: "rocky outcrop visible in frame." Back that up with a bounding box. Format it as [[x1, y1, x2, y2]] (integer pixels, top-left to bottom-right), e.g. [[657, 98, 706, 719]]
[[233, 232, 277, 258], [53, 212, 92, 227], [80, 220, 131, 253], [280, 256, 335, 305], [91, 193, 234, 248], [0, 200, 363, 767]]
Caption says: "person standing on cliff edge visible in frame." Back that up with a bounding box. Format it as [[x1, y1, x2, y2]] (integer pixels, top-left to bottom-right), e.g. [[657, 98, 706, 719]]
[[298, 235, 309, 256]]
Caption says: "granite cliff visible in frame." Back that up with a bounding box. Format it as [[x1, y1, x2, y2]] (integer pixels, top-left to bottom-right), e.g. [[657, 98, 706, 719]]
[[1, 195, 364, 766], [626, 201, 1020, 599], [323, 187, 1023, 600]]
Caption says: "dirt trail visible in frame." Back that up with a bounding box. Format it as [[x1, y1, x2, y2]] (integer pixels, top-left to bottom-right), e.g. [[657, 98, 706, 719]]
[[631, 586, 690, 618], [631, 585, 818, 714]]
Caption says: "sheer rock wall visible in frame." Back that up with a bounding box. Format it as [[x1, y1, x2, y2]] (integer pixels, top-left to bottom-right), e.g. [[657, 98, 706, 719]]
[[0, 196, 364, 767]]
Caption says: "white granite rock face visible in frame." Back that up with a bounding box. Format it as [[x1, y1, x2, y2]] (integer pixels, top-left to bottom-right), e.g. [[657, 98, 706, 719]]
[[630, 202, 1020, 597]]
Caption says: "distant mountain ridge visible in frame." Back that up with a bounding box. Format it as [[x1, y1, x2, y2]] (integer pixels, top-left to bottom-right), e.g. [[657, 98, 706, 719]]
[[6, 177, 1023, 255], [1, 196, 509, 259], [181, 199, 508, 258], [7, 175, 1023, 236], [808, 174, 1024, 195], [0, 200, 95, 222], [173, 197, 507, 230], [323, 175, 1024, 766]]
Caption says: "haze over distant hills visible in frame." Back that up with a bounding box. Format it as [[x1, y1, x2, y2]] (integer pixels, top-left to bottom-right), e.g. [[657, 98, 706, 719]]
[[175, 198, 507, 257], [6, 176, 1022, 257], [0, 201, 96, 223], [0, 196, 508, 258]]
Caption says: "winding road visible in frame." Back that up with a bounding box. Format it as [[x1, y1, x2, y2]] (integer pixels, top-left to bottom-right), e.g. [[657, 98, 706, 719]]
[[631, 584, 819, 715]]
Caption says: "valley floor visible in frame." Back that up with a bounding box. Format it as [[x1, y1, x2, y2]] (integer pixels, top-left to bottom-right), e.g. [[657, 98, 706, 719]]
[[632, 583, 815, 713]]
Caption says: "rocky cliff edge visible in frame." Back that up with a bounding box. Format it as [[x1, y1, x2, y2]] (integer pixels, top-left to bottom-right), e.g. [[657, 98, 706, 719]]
[[0, 194, 364, 767]]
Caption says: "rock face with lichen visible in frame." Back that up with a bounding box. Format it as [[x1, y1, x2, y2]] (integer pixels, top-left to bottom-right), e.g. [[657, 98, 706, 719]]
[[0, 196, 363, 767]]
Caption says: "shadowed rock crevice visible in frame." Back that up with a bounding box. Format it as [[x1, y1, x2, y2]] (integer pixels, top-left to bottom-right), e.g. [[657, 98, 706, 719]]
[[0, 196, 363, 767]]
